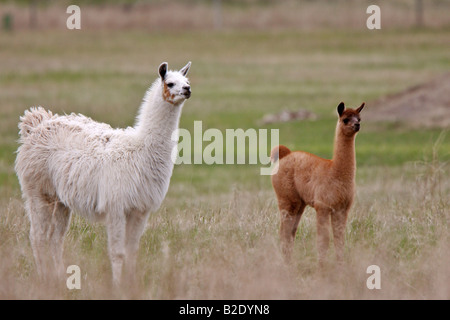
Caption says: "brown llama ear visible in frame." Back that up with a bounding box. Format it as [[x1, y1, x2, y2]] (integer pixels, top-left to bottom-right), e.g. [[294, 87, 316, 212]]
[[159, 62, 168, 80], [337, 102, 345, 116], [356, 102, 365, 113]]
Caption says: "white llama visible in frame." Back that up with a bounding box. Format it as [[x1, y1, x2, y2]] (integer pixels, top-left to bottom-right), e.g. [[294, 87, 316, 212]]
[[15, 61, 192, 285]]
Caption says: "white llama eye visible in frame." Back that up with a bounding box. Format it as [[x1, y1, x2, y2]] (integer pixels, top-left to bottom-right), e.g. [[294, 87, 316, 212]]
[[167, 83, 174, 88]]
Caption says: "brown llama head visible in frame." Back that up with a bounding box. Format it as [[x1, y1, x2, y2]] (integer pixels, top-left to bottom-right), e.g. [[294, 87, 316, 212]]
[[337, 102, 365, 137]]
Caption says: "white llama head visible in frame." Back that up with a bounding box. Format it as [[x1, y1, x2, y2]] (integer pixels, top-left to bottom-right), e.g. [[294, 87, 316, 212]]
[[159, 61, 192, 105]]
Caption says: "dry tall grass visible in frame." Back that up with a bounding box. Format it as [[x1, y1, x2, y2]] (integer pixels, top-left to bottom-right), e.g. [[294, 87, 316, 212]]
[[1, 156, 448, 299]]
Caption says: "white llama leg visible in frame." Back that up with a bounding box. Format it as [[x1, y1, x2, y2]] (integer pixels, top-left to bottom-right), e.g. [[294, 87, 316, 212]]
[[27, 195, 71, 281], [48, 201, 71, 279], [106, 212, 127, 286], [124, 209, 149, 280], [27, 195, 54, 279]]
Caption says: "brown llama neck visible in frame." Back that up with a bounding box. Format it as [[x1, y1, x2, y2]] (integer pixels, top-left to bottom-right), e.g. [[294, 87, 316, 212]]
[[331, 124, 356, 181]]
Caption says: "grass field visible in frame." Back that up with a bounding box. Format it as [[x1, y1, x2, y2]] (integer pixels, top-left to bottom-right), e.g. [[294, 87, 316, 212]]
[[0, 24, 449, 299]]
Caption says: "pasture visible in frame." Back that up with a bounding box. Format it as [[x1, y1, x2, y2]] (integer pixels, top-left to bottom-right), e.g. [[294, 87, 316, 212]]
[[0, 24, 449, 298]]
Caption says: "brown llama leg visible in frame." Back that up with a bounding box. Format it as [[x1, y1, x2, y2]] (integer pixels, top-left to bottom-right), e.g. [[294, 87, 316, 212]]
[[315, 207, 331, 267], [331, 209, 349, 264], [278, 199, 306, 262]]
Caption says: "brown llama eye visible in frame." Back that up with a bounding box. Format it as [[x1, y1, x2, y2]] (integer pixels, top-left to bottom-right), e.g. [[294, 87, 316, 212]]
[[343, 118, 349, 124]]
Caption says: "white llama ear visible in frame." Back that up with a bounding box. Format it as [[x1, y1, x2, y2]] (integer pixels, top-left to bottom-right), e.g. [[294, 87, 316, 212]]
[[159, 62, 168, 79], [180, 61, 191, 77], [356, 102, 365, 113], [337, 102, 345, 116]]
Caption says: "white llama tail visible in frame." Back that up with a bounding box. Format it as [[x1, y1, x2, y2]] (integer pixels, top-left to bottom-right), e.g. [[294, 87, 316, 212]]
[[18, 107, 53, 140]]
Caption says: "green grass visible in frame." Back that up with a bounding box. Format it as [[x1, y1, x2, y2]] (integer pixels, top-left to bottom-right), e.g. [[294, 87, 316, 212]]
[[0, 27, 449, 299]]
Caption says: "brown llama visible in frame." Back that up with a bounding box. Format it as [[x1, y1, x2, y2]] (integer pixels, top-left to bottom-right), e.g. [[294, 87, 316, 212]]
[[271, 102, 365, 265]]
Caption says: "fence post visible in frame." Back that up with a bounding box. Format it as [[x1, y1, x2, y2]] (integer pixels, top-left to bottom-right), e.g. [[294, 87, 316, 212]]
[[29, 0, 38, 29], [415, 0, 423, 27], [2, 14, 13, 31], [214, 0, 222, 30]]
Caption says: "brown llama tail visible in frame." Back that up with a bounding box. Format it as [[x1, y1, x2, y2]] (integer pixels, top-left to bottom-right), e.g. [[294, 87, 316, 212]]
[[270, 145, 291, 163], [18, 107, 53, 141]]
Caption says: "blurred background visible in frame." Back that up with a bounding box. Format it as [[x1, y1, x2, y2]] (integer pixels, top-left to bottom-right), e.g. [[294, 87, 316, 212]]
[[0, 0, 449, 299], [1, 0, 449, 30]]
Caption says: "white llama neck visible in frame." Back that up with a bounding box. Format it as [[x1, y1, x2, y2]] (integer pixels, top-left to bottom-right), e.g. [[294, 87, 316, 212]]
[[135, 79, 184, 140], [128, 78, 185, 212]]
